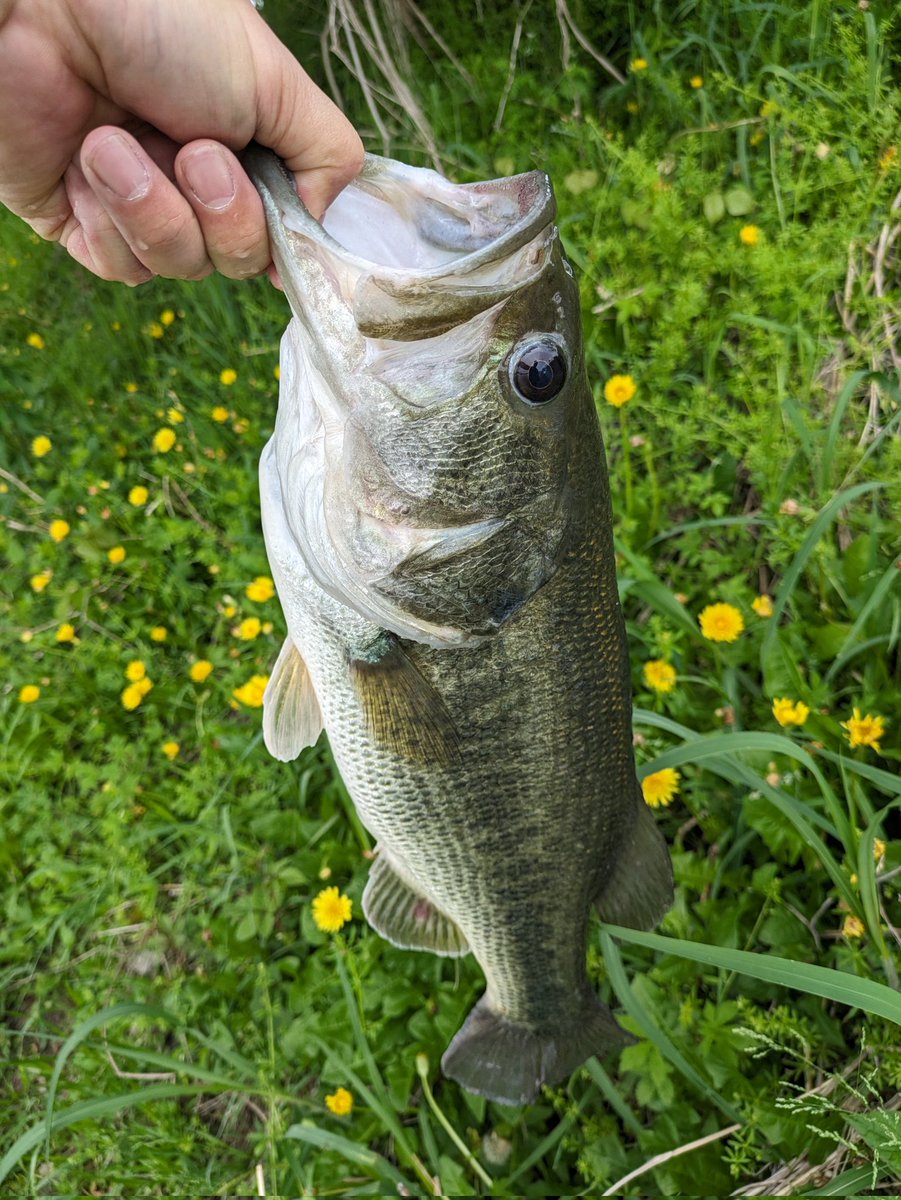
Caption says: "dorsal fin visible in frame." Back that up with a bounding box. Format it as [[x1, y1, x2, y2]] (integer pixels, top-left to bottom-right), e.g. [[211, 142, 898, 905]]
[[263, 638, 324, 762]]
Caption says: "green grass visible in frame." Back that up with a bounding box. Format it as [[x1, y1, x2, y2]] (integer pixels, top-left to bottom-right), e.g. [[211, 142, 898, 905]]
[[2, 0, 900, 1193]]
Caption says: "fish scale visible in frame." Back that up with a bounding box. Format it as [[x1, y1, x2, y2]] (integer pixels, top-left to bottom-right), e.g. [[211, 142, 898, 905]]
[[246, 146, 673, 1105]]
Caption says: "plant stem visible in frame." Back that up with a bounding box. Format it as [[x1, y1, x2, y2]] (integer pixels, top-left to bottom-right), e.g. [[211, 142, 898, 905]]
[[415, 1056, 494, 1191]]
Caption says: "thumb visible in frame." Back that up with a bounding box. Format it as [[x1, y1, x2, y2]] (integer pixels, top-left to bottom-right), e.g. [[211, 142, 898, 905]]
[[249, 18, 364, 219]]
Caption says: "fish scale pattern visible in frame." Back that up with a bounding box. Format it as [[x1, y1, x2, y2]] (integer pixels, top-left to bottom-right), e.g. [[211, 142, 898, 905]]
[[251, 148, 673, 1103]]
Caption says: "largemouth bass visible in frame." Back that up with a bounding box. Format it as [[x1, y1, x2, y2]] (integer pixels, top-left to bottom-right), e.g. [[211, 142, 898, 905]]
[[245, 147, 673, 1106]]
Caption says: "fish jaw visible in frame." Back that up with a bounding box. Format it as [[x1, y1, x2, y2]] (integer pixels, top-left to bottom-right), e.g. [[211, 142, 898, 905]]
[[248, 147, 581, 648]]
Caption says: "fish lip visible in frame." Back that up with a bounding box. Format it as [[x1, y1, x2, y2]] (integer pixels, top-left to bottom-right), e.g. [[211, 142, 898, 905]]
[[245, 145, 556, 281]]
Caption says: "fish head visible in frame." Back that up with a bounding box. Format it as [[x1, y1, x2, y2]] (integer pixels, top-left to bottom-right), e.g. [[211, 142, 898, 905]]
[[250, 149, 594, 649]]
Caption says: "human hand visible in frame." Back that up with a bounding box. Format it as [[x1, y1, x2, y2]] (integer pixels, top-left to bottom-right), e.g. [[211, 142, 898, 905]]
[[0, 0, 363, 284]]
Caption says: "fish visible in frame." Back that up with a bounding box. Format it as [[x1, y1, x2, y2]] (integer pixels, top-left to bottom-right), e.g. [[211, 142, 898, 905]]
[[244, 146, 673, 1106]]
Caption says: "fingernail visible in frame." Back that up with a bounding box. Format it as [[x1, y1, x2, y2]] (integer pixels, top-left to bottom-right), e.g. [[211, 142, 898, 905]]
[[89, 134, 150, 200], [182, 147, 236, 211]]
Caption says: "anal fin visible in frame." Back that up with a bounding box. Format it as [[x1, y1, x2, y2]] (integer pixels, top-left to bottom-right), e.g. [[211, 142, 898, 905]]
[[349, 633, 462, 767], [595, 790, 674, 930], [363, 851, 469, 957], [263, 638, 324, 762]]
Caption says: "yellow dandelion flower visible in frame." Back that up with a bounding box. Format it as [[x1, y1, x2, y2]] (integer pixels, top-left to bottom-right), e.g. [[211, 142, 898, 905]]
[[690, 75, 704, 89], [161, 741, 180, 761], [121, 683, 146, 710], [211, 405, 230, 422], [630, 57, 648, 71], [128, 485, 149, 506], [698, 602, 744, 643], [160, 309, 176, 326], [752, 594, 774, 618], [873, 838, 887, 863], [166, 407, 184, 424], [603, 374, 637, 408], [152, 428, 176, 453], [841, 708, 887, 753], [125, 382, 139, 394], [219, 368, 238, 386], [135, 676, 153, 696], [759, 99, 780, 119], [190, 660, 214, 683], [879, 147, 898, 172], [643, 659, 677, 694], [222, 604, 237, 619], [273, 365, 281, 381], [236, 617, 262, 640], [48, 519, 70, 542], [20, 630, 33, 643], [325, 1087, 354, 1116], [55, 623, 76, 643], [772, 697, 810, 727], [262, 621, 273, 635], [26, 332, 46, 350], [740, 224, 760, 246], [150, 626, 168, 642], [245, 576, 275, 603], [642, 768, 681, 808], [146, 321, 165, 339], [749, 129, 765, 147], [312, 886, 353, 933], [19, 684, 40, 704], [125, 660, 147, 682], [30, 569, 52, 592], [31, 435, 52, 458], [626, 100, 640, 114], [108, 545, 126, 564], [232, 673, 269, 708], [842, 914, 865, 939]]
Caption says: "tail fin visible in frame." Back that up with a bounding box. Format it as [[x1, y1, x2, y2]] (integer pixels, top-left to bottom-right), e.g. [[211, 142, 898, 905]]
[[441, 987, 630, 1105]]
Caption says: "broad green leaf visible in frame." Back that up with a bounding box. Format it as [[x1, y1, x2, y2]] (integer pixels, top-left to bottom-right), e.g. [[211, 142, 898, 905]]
[[703, 191, 726, 224], [724, 185, 754, 215]]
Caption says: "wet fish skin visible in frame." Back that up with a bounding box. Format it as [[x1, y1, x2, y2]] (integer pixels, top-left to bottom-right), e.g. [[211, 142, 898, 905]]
[[246, 147, 673, 1105]]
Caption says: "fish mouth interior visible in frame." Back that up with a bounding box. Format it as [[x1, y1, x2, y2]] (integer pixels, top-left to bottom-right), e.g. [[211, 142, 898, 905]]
[[306, 158, 555, 274]]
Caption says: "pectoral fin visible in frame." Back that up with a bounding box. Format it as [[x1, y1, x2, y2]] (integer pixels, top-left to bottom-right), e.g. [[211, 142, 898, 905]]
[[349, 633, 462, 766], [594, 790, 674, 930], [262, 638, 324, 761], [363, 851, 469, 956]]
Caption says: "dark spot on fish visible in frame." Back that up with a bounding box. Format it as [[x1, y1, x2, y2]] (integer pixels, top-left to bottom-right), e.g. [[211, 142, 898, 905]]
[[490, 589, 524, 623]]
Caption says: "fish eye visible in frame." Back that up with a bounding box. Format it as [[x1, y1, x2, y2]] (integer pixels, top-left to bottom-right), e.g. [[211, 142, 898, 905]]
[[510, 340, 566, 405]]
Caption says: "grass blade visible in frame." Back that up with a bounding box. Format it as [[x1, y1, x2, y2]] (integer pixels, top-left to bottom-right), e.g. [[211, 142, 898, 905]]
[[583, 1058, 643, 1137], [284, 1121, 416, 1191], [800, 1163, 876, 1196], [599, 931, 743, 1124], [0, 1084, 214, 1185], [761, 482, 884, 666], [43, 1002, 180, 1158], [813, 750, 901, 797], [601, 925, 901, 1025], [825, 557, 901, 681]]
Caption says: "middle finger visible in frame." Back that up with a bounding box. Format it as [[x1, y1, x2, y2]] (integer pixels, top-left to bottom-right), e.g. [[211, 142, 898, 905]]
[[80, 126, 213, 281]]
